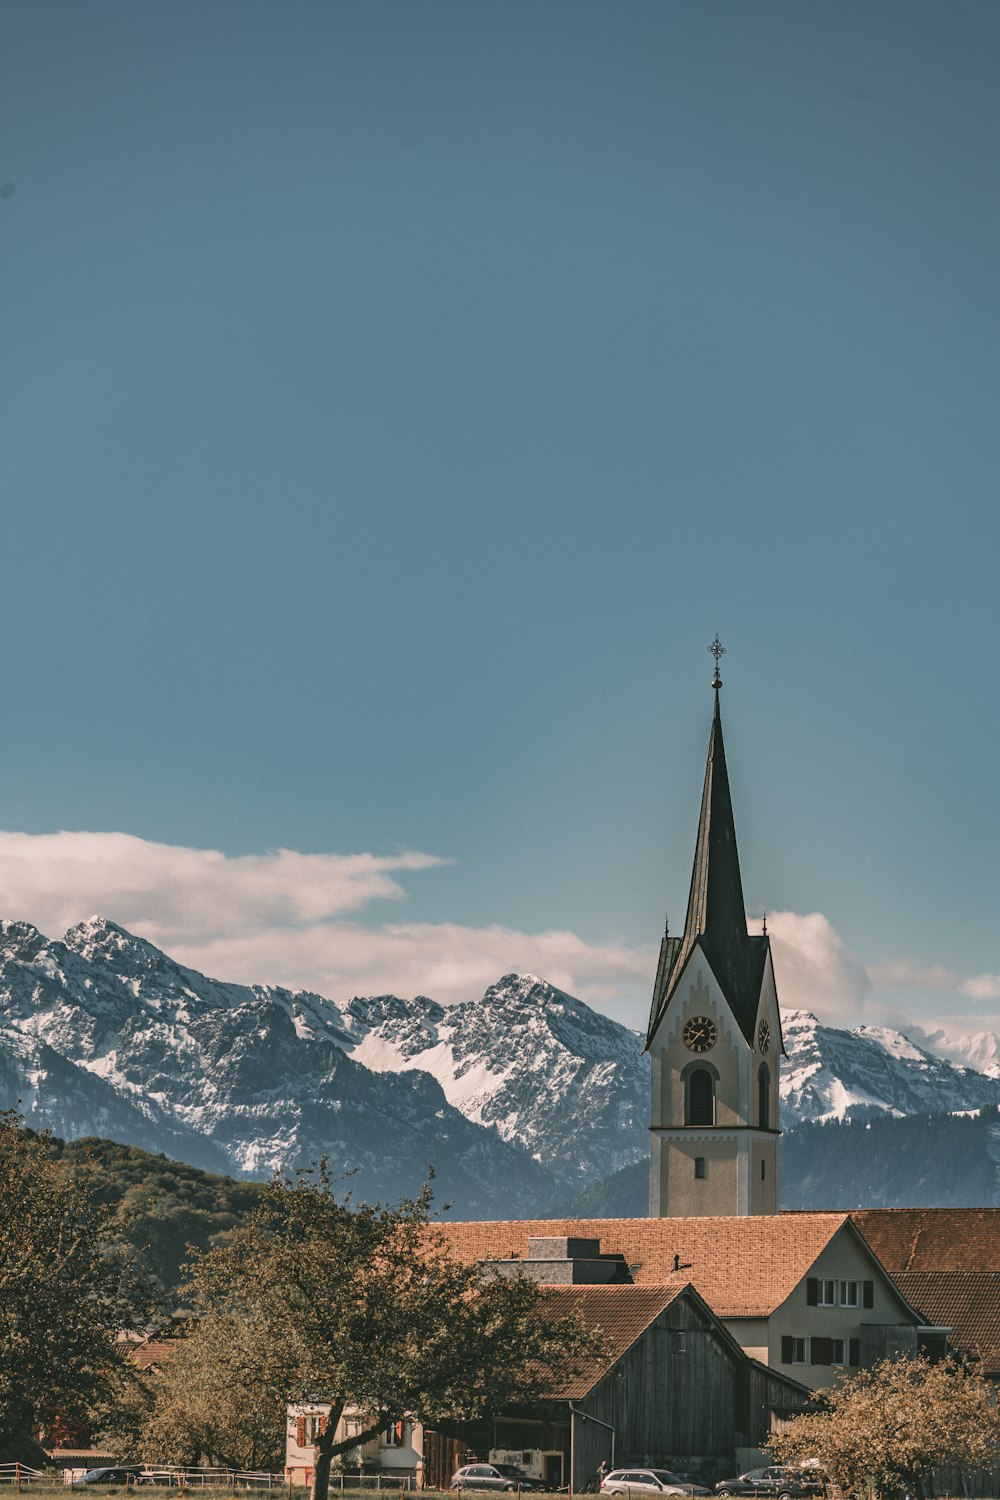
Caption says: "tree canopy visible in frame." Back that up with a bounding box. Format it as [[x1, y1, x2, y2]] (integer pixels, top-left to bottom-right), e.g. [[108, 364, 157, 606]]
[[0, 1111, 153, 1450], [770, 1354, 1000, 1498], [143, 1166, 605, 1498]]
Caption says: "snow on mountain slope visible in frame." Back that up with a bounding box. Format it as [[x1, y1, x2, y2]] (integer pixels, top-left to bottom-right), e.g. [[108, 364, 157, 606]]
[[0, 917, 556, 1215], [337, 974, 649, 1186], [919, 1026, 1000, 1080], [781, 1009, 1000, 1123], [4, 913, 1000, 1208]]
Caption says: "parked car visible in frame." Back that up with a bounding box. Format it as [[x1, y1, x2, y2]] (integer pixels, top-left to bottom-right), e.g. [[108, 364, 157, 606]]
[[600, 1469, 712, 1496], [714, 1468, 823, 1499], [451, 1463, 547, 1492], [71, 1469, 147, 1488]]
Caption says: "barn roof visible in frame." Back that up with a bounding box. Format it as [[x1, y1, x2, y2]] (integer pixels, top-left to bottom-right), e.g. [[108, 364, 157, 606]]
[[536, 1284, 687, 1397], [440, 1213, 854, 1318]]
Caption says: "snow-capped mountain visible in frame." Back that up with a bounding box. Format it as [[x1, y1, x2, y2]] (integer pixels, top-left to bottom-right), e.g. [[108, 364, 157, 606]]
[[0, 917, 558, 1215], [916, 1026, 1000, 1080], [3, 914, 1000, 1213], [334, 973, 648, 1187], [780, 1009, 1000, 1123]]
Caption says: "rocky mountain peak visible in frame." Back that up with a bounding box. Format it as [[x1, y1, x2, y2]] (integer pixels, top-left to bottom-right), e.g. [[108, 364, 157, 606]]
[[0, 917, 49, 963]]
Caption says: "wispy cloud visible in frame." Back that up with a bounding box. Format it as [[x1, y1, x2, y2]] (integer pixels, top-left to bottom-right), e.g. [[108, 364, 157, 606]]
[[0, 830, 996, 1037], [177, 921, 656, 1013], [0, 830, 655, 1014], [0, 830, 447, 943], [868, 957, 1000, 1003]]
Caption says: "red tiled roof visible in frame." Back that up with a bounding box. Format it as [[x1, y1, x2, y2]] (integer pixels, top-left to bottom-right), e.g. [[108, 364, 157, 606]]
[[130, 1336, 182, 1371], [850, 1209, 1000, 1272], [439, 1214, 851, 1317], [891, 1271, 1000, 1376], [536, 1284, 686, 1398]]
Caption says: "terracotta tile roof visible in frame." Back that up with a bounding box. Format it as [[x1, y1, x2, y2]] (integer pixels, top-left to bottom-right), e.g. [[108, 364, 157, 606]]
[[890, 1271, 1000, 1376], [129, 1336, 182, 1371], [536, 1284, 686, 1398], [850, 1210, 1000, 1272], [439, 1214, 851, 1318]]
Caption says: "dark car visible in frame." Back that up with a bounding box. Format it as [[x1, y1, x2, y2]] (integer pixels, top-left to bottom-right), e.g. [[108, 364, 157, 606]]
[[714, 1468, 822, 1499], [71, 1469, 146, 1488], [451, 1463, 546, 1491]]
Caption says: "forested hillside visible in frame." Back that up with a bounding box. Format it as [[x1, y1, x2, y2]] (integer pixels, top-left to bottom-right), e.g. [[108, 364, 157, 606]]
[[782, 1106, 1000, 1207], [559, 1105, 1000, 1217], [50, 1136, 264, 1297]]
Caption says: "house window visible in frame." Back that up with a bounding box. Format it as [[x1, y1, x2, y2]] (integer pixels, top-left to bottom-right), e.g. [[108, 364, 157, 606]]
[[383, 1422, 404, 1448], [809, 1337, 847, 1366], [694, 1157, 706, 1179], [807, 1276, 874, 1308], [297, 1415, 328, 1446], [686, 1067, 715, 1126], [781, 1335, 807, 1364]]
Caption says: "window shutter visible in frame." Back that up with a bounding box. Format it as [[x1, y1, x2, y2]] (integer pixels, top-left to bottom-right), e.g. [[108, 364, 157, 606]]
[[297, 1418, 306, 1448], [319, 1416, 328, 1436], [863, 1280, 874, 1308], [395, 1422, 404, 1444], [849, 1338, 860, 1367], [781, 1336, 794, 1362], [806, 1278, 818, 1306], [812, 1337, 832, 1365]]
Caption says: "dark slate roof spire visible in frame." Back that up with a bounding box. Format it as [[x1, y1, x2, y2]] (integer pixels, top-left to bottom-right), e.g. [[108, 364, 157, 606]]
[[646, 647, 770, 1050], [683, 687, 748, 952]]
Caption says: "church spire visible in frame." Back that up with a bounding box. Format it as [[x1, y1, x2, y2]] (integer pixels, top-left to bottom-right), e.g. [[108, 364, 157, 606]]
[[682, 671, 748, 954], [645, 638, 765, 1050]]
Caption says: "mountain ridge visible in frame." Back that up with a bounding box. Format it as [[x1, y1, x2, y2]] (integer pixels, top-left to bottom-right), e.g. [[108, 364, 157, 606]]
[[3, 914, 1000, 1214]]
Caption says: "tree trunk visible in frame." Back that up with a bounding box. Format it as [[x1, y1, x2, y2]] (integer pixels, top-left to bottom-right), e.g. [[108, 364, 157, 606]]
[[310, 1407, 395, 1500], [311, 1435, 335, 1500]]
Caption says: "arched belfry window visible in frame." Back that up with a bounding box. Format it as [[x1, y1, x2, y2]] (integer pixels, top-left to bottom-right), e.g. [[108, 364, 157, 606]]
[[686, 1067, 715, 1126], [758, 1064, 770, 1128]]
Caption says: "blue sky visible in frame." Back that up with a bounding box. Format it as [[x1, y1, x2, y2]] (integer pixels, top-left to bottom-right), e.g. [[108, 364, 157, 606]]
[[2, 1, 999, 1048]]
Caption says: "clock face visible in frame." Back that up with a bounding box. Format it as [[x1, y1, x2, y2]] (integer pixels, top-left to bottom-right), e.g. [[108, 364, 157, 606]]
[[683, 1015, 717, 1053], [758, 1018, 771, 1053]]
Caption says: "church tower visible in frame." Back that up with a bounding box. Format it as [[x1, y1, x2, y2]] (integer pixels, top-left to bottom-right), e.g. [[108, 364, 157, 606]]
[[646, 640, 784, 1217]]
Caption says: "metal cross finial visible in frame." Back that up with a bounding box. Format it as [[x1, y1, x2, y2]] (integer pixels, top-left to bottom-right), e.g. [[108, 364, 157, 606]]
[[709, 634, 725, 690]]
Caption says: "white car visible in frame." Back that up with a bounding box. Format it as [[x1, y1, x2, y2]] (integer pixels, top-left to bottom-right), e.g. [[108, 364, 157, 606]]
[[601, 1471, 711, 1497]]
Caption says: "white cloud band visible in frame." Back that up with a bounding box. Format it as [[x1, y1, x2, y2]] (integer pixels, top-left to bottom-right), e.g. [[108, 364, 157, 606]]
[[0, 830, 996, 1037]]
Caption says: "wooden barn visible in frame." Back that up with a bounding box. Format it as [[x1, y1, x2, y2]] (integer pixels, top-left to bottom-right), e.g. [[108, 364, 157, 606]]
[[420, 1282, 809, 1492]]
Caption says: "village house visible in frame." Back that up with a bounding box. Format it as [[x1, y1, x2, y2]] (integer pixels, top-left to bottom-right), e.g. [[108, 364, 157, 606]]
[[441, 1221, 942, 1391]]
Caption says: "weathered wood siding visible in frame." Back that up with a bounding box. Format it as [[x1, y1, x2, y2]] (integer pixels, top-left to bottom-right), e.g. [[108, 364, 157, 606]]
[[571, 1297, 740, 1488]]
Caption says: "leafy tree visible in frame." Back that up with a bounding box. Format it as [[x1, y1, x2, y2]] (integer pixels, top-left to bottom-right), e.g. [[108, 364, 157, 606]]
[[155, 1167, 604, 1500], [770, 1354, 1000, 1499], [0, 1111, 154, 1449], [136, 1314, 288, 1470]]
